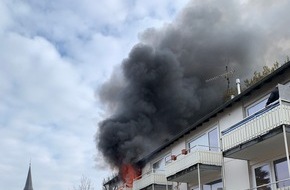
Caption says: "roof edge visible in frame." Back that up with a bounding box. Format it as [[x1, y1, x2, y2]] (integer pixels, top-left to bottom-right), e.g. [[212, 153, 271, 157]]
[[137, 61, 290, 164]]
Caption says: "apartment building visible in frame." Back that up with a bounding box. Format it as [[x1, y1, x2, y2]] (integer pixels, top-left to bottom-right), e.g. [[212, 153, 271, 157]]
[[103, 61, 290, 190]]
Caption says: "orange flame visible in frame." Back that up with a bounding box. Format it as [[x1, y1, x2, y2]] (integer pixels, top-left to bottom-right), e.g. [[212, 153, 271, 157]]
[[121, 164, 141, 187]]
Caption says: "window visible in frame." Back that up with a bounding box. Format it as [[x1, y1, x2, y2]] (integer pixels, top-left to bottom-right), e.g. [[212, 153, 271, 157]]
[[152, 153, 171, 171], [153, 158, 165, 171], [254, 164, 271, 190], [253, 158, 290, 189], [246, 97, 268, 116], [189, 133, 208, 152], [188, 127, 219, 152], [165, 154, 172, 165], [209, 128, 219, 151], [274, 158, 290, 188]]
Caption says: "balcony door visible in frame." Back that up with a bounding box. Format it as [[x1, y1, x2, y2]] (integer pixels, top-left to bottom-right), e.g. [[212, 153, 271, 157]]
[[246, 97, 268, 116], [209, 128, 219, 151], [254, 164, 272, 190], [152, 153, 171, 172], [188, 127, 219, 152], [274, 157, 290, 188], [253, 157, 290, 189]]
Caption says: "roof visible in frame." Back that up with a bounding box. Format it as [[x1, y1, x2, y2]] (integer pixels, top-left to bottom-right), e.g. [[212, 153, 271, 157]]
[[137, 61, 290, 165], [24, 164, 34, 190]]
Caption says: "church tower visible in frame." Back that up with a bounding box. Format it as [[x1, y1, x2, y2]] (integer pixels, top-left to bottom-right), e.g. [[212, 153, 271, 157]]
[[23, 163, 34, 190]]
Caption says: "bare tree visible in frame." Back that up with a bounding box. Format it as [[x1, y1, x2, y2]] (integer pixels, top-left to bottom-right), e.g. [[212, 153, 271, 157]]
[[74, 175, 94, 190], [244, 62, 280, 88]]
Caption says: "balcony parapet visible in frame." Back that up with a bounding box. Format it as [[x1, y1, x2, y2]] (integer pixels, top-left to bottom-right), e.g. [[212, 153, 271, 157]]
[[132, 170, 171, 190], [117, 184, 132, 190], [165, 146, 222, 178], [222, 100, 290, 152]]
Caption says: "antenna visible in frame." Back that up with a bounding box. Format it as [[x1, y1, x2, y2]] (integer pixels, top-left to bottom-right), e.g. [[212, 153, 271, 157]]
[[225, 65, 232, 90], [205, 59, 235, 91]]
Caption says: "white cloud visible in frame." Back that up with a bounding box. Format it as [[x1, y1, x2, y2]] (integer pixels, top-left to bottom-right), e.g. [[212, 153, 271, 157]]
[[0, 0, 188, 189], [8, 0, 288, 189], [0, 32, 99, 189]]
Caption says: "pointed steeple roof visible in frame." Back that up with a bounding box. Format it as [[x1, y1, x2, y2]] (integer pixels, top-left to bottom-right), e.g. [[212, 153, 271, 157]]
[[23, 163, 34, 190]]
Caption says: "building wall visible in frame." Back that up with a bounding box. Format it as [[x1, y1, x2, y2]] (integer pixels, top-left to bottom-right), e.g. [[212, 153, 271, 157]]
[[178, 182, 188, 190], [171, 139, 186, 156], [103, 63, 290, 190], [137, 65, 290, 190], [219, 73, 290, 190], [218, 103, 244, 133], [215, 103, 250, 190], [223, 158, 250, 190]]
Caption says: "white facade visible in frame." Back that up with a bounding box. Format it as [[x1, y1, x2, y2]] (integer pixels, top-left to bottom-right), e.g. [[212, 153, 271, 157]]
[[104, 62, 290, 190]]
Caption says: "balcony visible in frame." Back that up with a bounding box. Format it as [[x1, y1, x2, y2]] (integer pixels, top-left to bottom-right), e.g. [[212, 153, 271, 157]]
[[165, 146, 222, 186], [132, 170, 172, 190], [108, 182, 132, 190], [103, 175, 131, 190], [221, 98, 290, 160], [118, 186, 132, 190]]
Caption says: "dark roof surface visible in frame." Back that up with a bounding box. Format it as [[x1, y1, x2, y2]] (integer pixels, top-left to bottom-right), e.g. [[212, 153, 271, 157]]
[[138, 61, 290, 165]]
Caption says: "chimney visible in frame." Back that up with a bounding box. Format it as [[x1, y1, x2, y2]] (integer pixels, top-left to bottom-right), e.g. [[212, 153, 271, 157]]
[[236, 78, 241, 95]]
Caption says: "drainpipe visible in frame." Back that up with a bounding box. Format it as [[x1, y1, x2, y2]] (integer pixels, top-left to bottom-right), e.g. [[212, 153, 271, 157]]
[[166, 180, 168, 190], [283, 125, 290, 177], [198, 164, 201, 190], [152, 168, 155, 190], [221, 156, 226, 190], [219, 124, 226, 190]]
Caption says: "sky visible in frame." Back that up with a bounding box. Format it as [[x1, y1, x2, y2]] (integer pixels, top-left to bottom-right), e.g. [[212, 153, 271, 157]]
[[1, 0, 290, 190], [0, 0, 189, 190]]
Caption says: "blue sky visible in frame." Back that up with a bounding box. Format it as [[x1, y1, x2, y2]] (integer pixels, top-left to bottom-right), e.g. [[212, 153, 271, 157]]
[[2, 0, 290, 190], [0, 0, 189, 189]]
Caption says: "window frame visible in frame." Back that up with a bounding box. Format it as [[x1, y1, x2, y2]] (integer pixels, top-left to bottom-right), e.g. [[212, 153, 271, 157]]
[[252, 162, 273, 189], [164, 154, 172, 165], [187, 125, 219, 152], [273, 157, 290, 188], [151, 152, 172, 172], [188, 132, 208, 152], [252, 156, 290, 189], [208, 127, 219, 151], [245, 95, 269, 117]]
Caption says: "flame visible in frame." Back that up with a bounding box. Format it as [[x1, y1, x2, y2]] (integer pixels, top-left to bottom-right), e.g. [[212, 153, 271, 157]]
[[121, 164, 140, 187]]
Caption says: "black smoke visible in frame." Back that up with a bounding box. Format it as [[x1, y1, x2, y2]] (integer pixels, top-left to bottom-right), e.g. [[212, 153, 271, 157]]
[[96, 0, 290, 171]]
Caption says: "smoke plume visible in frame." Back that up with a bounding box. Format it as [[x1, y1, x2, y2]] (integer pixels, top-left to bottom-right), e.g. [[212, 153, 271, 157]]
[[96, 0, 290, 172]]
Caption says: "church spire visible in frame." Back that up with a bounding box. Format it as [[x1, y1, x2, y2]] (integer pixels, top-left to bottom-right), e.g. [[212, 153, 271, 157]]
[[23, 162, 34, 190]]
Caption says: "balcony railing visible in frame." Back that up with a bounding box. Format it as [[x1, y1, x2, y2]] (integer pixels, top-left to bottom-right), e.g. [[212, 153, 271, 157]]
[[221, 100, 290, 152], [132, 170, 171, 190], [118, 186, 132, 190], [245, 177, 290, 190], [165, 145, 222, 178]]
